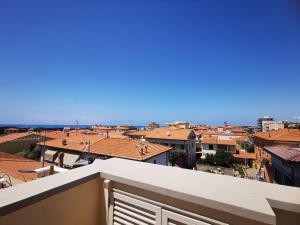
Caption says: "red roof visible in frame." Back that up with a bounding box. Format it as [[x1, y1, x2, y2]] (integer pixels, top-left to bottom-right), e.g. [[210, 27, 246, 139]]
[[202, 136, 237, 146], [0, 152, 45, 182], [0, 133, 36, 144], [253, 129, 300, 142], [264, 145, 300, 162], [233, 152, 256, 160]]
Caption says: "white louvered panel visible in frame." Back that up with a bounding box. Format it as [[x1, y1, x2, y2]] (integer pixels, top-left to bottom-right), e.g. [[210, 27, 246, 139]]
[[109, 192, 162, 225], [162, 209, 211, 225]]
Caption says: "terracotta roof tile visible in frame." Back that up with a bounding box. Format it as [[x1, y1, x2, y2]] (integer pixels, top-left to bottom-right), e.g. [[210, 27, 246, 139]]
[[126, 130, 150, 137], [89, 138, 172, 161], [253, 129, 300, 142], [0, 152, 45, 182], [0, 133, 36, 144], [233, 152, 256, 160], [38, 134, 103, 151], [202, 136, 237, 146], [145, 128, 195, 141]]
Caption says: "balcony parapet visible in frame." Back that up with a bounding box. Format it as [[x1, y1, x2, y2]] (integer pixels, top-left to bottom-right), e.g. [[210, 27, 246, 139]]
[[0, 158, 300, 225]]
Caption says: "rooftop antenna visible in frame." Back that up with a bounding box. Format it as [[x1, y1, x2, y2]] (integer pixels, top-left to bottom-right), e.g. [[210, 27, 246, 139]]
[[76, 120, 79, 134]]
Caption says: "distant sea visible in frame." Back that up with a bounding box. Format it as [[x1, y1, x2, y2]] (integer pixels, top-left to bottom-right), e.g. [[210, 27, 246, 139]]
[[0, 124, 145, 130]]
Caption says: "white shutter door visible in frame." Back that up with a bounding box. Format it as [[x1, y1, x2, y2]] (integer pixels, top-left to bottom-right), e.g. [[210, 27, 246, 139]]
[[162, 209, 212, 225], [109, 192, 162, 225]]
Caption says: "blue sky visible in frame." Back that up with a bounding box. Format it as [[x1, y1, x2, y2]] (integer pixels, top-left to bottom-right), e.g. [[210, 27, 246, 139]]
[[0, 1, 300, 126]]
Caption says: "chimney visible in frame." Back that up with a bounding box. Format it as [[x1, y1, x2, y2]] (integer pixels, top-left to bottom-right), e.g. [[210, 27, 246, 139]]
[[58, 152, 64, 167], [144, 145, 148, 153], [67, 132, 70, 137], [106, 130, 109, 138], [49, 165, 54, 175]]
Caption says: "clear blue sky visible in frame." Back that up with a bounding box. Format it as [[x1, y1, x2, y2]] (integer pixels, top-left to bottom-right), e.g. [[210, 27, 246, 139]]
[[0, 1, 299, 126]]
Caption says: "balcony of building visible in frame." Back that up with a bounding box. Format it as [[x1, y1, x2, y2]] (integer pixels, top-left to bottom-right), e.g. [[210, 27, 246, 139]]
[[0, 158, 299, 225]]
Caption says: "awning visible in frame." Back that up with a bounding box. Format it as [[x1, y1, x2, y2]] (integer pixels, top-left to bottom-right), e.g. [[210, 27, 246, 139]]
[[61, 153, 80, 168], [44, 150, 57, 162]]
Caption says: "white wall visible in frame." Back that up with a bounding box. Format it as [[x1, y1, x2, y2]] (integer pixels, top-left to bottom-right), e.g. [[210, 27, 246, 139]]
[[145, 138, 196, 166], [146, 152, 168, 166]]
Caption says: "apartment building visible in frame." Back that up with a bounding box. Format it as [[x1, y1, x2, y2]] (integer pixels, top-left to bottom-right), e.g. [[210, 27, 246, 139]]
[[262, 121, 285, 132], [166, 121, 190, 129], [201, 136, 237, 155], [143, 127, 197, 167], [199, 130, 249, 156], [257, 116, 284, 132]]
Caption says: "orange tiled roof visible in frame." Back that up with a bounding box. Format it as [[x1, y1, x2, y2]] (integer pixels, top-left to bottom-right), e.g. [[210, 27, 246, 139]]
[[202, 136, 237, 146], [38, 130, 67, 139], [200, 131, 246, 136], [38, 134, 103, 151], [126, 130, 150, 137], [0, 132, 36, 144], [253, 129, 300, 142], [145, 128, 195, 141], [233, 152, 256, 160], [0, 152, 45, 182], [89, 138, 172, 161]]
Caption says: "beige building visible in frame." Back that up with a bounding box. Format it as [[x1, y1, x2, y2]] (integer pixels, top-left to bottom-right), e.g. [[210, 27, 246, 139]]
[[262, 121, 285, 132], [166, 121, 190, 129], [143, 127, 197, 167]]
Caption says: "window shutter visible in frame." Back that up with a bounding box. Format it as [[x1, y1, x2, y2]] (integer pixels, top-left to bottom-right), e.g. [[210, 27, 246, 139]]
[[109, 192, 162, 225], [162, 210, 211, 225]]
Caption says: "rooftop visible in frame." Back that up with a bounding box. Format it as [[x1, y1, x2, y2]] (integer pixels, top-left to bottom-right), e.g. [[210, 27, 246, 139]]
[[89, 138, 172, 161], [145, 127, 195, 141], [202, 136, 237, 146], [0, 132, 36, 144], [38, 134, 103, 151], [264, 145, 300, 162], [253, 129, 300, 142], [233, 152, 257, 160], [0, 152, 44, 182]]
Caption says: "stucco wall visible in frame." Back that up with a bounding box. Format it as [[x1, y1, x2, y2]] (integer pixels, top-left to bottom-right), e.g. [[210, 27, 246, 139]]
[[146, 152, 168, 165], [271, 156, 300, 187], [0, 178, 106, 225]]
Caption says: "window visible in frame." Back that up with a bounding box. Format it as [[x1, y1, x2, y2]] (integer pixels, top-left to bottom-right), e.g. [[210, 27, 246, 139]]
[[208, 144, 214, 150], [218, 145, 227, 151]]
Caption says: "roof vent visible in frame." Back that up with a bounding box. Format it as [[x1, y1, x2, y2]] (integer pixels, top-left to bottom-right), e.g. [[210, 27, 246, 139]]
[[140, 148, 145, 155], [167, 130, 170, 136], [62, 139, 67, 145]]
